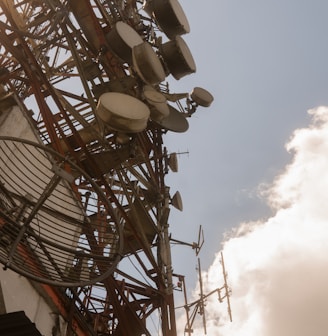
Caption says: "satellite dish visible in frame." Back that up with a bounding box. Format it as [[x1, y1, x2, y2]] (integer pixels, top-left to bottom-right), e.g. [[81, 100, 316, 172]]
[[154, 105, 189, 133], [171, 191, 183, 211], [0, 137, 123, 287], [161, 36, 196, 80], [152, 0, 190, 39], [168, 152, 178, 172], [132, 42, 166, 85], [190, 87, 214, 107], [96, 92, 150, 133], [106, 21, 144, 64], [143, 86, 170, 122]]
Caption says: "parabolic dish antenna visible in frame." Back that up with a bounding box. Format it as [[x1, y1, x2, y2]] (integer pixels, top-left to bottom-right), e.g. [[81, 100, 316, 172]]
[[190, 87, 214, 107], [0, 137, 123, 287], [171, 191, 183, 211], [106, 21, 144, 64], [96, 92, 150, 133], [154, 105, 189, 133], [168, 152, 178, 172], [132, 42, 166, 85], [152, 0, 190, 39], [161, 36, 196, 80], [143, 85, 170, 122]]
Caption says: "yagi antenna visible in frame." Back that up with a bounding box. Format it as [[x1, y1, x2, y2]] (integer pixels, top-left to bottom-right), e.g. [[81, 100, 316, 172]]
[[197, 257, 207, 334], [196, 225, 204, 255], [176, 252, 232, 335], [170, 224, 204, 256], [219, 252, 233, 322], [176, 150, 190, 157]]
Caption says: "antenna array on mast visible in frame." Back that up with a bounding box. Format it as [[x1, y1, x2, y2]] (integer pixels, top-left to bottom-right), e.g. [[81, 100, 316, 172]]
[[0, 0, 216, 335], [172, 229, 232, 334]]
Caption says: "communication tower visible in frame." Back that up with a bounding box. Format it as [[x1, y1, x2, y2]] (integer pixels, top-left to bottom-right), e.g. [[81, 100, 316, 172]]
[[0, 1, 215, 335]]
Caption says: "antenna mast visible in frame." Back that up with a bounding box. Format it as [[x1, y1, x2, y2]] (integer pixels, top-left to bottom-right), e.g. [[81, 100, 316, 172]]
[[0, 1, 214, 335], [180, 252, 232, 335]]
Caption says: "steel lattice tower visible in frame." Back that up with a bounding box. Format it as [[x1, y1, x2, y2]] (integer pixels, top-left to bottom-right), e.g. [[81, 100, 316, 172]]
[[0, 1, 213, 335]]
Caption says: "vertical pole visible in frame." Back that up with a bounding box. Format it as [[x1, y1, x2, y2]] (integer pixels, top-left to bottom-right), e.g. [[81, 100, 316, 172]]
[[160, 190, 177, 336], [221, 252, 232, 322], [198, 258, 207, 334], [182, 276, 192, 335]]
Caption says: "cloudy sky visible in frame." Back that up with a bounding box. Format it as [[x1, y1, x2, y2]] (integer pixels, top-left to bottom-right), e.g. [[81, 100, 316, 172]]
[[181, 106, 328, 335], [163, 0, 328, 334]]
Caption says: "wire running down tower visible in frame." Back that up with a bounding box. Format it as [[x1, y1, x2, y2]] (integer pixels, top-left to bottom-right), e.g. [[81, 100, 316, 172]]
[[0, 1, 214, 335]]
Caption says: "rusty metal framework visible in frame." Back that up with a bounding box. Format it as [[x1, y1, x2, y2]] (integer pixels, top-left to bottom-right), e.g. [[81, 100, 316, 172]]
[[0, 0, 214, 335]]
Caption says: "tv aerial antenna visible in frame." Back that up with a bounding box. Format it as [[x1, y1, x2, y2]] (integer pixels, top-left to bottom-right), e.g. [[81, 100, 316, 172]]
[[171, 227, 232, 333], [170, 224, 204, 256], [177, 252, 232, 335]]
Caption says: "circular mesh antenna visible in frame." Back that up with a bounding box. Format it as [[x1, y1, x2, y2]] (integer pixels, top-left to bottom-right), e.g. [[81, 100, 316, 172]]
[[0, 137, 123, 287]]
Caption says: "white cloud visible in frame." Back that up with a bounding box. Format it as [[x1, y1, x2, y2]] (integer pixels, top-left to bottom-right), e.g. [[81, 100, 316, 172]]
[[183, 106, 328, 336]]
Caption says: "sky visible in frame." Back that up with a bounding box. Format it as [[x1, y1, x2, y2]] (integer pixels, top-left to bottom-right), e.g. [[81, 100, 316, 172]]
[[184, 106, 328, 335], [161, 0, 328, 334]]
